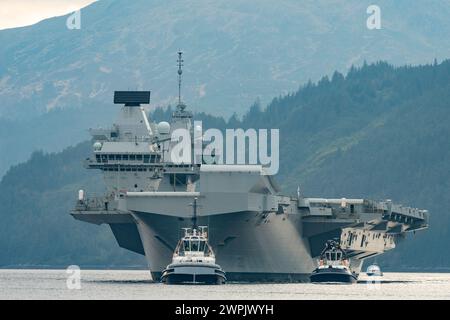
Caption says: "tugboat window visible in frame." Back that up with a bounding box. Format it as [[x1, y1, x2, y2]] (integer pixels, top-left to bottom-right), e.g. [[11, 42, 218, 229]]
[[184, 240, 190, 252], [199, 241, 206, 252], [191, 241, 200, 252]]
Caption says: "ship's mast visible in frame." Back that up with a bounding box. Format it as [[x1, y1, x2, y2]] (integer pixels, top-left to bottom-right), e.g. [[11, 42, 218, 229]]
[[173, 51, 192, 120], [177, 51, 184, 107]]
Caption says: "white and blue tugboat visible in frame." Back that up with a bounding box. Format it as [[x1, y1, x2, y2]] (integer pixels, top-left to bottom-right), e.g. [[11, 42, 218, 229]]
[[310, 240, 358, 284], [161, 198, 226, 285], [366, 264, 383, 277]]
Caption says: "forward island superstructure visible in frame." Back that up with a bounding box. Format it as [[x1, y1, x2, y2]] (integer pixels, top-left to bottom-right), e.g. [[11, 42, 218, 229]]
[[72, 54, 429, 282]]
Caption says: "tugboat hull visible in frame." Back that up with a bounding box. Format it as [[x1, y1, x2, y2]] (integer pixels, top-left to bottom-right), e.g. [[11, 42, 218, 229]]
[[310, 268, 357, 284], [366, 272, 383, 277], [161, 263, 226, 285]]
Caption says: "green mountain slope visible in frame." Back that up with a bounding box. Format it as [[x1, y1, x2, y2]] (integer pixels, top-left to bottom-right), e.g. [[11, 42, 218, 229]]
[[2, 0, 450, 176], [0, 143, 145, 267]]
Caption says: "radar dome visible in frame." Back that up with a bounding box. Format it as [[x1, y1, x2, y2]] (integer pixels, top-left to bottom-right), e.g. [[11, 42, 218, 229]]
[[158, 122, 171, 135], [93, 142, 103, 151]]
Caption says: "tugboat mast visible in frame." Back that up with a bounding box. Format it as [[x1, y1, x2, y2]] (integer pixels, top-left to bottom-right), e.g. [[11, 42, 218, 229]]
[[191, 197, 198, 230]]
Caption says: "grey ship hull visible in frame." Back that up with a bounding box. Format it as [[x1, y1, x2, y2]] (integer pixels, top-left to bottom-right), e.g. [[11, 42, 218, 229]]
[[133, 211, 317, 282], [73, 194, 428, 282], [73, 168, 429, 283]]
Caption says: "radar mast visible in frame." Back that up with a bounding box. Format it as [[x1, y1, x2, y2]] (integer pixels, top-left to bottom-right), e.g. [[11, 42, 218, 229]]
[[177, 51, 184, 110], [173, 51, 192, 120]]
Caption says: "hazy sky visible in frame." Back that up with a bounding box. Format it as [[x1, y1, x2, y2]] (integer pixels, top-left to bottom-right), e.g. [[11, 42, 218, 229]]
[[0, 0, 96, 30]]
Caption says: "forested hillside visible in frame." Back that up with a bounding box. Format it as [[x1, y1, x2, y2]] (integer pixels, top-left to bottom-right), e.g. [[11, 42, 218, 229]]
[[0, 143, 145, 267], [1, 60, 449, 270], [2, 0, 450, 177]]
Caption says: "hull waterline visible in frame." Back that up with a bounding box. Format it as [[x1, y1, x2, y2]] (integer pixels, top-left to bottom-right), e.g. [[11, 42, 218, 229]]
[[161, 263, 226, 285], [310, 268, 358, 284]]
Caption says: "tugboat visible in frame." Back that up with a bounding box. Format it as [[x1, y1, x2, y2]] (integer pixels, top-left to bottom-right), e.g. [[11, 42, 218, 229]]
[[161, 198, 226, 285], [310, 240, 358, 284], [366, 263, 383, 277]]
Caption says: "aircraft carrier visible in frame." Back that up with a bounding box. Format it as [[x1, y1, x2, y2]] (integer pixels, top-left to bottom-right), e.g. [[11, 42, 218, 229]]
[[71, 53, 429, 282]]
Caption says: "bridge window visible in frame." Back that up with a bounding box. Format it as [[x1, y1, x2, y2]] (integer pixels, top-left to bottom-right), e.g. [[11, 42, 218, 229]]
[[123, 155, 129, 161], [115, 155, 122, 161], [191, 241, 200, 252], [361, 235, 366, 248], [130, 155, 136, 161], [136, 155, 143, 161], [108, 155, 114, 161], [144, 155, 150, 163]]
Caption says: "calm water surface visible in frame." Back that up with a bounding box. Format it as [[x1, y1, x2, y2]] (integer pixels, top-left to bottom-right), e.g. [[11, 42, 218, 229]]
[[0, 270, 449, 300]]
